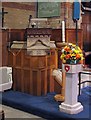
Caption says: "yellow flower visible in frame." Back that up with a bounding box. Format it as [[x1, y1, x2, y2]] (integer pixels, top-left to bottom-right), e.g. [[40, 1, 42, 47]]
[[60, 54, 65, 59], [74, 49, 79, 54], [71, 53, 76, 57]]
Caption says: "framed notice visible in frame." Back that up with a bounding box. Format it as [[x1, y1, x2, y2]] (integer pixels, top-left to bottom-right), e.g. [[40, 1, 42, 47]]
[[37, 2, 60, 18]]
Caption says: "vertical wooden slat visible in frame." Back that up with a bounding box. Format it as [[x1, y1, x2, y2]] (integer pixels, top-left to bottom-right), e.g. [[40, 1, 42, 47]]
[[49, 68, 54, 92], [37, 70, 41, 96], [41, 69, 47, 95], [42, 56, 47, 95], [30, 70, 33, 94], [21, 69, 24, 92], [21, 50, 23, 67], [43, 69, 47, 95]]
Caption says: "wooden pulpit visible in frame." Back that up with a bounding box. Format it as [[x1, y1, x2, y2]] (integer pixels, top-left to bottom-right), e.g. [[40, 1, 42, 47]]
[[8, 28, 58, 96]]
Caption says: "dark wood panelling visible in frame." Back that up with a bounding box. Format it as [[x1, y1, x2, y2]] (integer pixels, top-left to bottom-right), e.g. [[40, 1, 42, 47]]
[[66, 29, 83, 49], [81, 12, 91, 52], [30, 56, 47, 69], [5, 28, 83, 47], [23, 70, 30, 93], [51, 29, 62, 42], [2, 2, 36, 11], [8, 29, 26, 42], [0, 29, 9, 66], [51, 28, 83, 49]]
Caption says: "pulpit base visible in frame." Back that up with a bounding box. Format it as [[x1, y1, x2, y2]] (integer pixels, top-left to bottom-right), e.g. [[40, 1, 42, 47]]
[[59, 102, 83, 114]]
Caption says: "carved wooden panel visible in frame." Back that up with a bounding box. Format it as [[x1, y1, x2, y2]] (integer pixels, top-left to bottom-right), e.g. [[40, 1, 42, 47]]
[[8, 49, 58, 96], [30, 56, 47, 69], [26, 28, 52, 36]]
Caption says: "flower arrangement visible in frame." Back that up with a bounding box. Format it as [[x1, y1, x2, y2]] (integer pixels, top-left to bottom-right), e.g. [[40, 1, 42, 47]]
[[60, 43, 84, 64]]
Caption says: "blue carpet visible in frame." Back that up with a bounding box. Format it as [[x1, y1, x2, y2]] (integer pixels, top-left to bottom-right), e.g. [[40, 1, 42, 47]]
[[0, 87, 91, 120]]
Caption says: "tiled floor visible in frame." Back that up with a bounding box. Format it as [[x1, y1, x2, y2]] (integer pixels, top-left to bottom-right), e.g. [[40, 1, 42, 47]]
[[0, 104, 45, 119]]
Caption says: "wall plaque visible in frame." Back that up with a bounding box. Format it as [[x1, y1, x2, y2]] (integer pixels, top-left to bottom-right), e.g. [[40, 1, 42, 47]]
[[38, 2, 60, 18]]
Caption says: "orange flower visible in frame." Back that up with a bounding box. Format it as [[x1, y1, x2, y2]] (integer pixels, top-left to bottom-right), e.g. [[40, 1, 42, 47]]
[[64, 47, 70, 52], [76, 54, 81, 59], [65, 54, 71, 59]]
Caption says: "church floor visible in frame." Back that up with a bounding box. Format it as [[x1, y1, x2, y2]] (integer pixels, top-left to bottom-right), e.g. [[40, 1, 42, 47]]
[[1, 105, 45, 119]]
